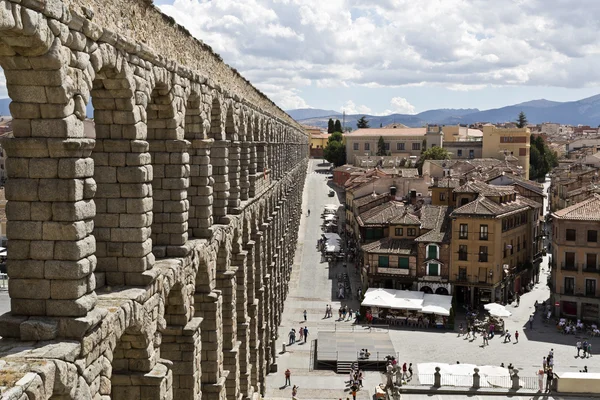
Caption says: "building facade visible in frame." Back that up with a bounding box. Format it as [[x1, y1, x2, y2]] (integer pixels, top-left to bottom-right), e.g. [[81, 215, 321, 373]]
[[344, 128, 429, 164], [551, 195, 600, 322], [482, 126, 531, 179]]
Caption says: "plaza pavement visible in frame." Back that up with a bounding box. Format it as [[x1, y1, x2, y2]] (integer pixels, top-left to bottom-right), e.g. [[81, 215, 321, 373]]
[[264, 160, 600, 399]]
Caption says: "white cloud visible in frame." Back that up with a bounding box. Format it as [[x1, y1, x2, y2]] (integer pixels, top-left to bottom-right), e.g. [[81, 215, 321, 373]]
[[341, 100, 371, 115], [154, 0, 600, 110], [389, 97, 416, 114]]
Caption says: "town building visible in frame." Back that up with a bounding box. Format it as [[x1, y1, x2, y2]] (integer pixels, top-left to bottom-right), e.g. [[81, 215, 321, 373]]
[[551, 195, 600, 322], [481, 125, 531, 179], [549, 164, 599, 212], [449, 181, 542, 306], [344, 127, 431, 164], [307, 127, 329, 158]]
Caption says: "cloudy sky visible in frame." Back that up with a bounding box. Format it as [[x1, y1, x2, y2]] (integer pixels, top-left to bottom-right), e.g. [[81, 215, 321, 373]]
[[152, 0, 600, 115], [3, 0, 600, 116]]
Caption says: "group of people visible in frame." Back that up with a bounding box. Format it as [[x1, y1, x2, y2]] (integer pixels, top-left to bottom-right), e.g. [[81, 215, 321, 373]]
[[287, 326, 309, 345], [385, 356, 413, 383], [540, 348, 556, 392], [576, 340, 592, 358]]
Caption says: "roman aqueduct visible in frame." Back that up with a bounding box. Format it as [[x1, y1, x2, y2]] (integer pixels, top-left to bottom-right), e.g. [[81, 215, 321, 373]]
[[0, 0, 309, 399]]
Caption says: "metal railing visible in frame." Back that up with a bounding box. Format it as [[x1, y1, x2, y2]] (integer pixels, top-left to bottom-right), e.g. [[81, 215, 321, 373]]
[[561, 262, 579, 271], [0, 273, 7, 290], [583, 264, 600, 273], [415, 372, 539, 389]]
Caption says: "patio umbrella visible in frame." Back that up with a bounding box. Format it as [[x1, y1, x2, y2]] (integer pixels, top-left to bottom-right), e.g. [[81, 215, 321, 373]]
[[484, 303, 511, 318]]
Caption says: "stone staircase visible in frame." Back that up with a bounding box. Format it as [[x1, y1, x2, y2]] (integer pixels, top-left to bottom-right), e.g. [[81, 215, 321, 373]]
[[336, 360, 355, 374]]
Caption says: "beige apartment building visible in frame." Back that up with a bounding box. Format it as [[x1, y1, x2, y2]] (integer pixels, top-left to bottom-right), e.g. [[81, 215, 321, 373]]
[[345, 127, 443, 164], [551, 195, 600, 322], [482, 126, 531, 179]]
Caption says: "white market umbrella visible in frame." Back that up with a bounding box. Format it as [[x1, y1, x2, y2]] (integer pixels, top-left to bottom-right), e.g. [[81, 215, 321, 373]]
[[484, 303, 511, 318]]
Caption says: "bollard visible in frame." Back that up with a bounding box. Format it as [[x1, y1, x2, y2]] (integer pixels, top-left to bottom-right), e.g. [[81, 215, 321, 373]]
[[511, 369, 520, 390], [434, 367, 441, 388], [472, 368, 480, 389], [282, 344, 286, 353]]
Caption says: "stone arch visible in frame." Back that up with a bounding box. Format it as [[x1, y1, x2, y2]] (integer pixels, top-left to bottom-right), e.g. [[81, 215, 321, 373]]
[[90, 51, 153, 287], [209, 95, 224, 140], [420, 286, 433, 294], [226, 101, 241, 209], [209, 94, 229, 219], [146, 71, 190, 255]]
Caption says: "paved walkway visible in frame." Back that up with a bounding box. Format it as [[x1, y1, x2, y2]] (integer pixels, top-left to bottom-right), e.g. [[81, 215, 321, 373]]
[[264, 160, 600, 399]]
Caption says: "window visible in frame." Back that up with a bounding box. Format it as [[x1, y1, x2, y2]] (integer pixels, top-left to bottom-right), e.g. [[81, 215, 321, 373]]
[[384, 142, 390, 150], [517, 237, 521, 252], [565, 252, 576, 269], [407, 228, 417, 236], [378, 256, 389, 268], [586, 279, 596, 296], [364, 143, 370, 151], [588, 230, 598, 243], [365, 228, 384, 240], [427, 245, 438, 260], [412, 142, 421, 151], [564, 277, 575, 295], [439, 192, 446, 201], [397, 142, 405, 151], [458, 245, 468, 261], [587, 253, 597, 271], [458, 267, 467, 281], [566, 229, 576, 241], [503, 243, 507, 258], [479, 225, 488, 240], [519, 148, 527, 156], [395, 228, 403, 236], [399, 257, 409, 269], [428, 263, 439, 276], [459, 224, 468, 239], [469, 149, 474, 158], [510, 240, 514, 255], [479, 246, 488, 262], [353, 143, 359, 150], [457, 149, 463, 157]]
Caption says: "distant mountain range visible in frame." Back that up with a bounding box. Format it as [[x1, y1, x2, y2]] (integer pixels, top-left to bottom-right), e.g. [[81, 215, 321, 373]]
[[2, 94, 600, 128], [289, 94, 600, 128]]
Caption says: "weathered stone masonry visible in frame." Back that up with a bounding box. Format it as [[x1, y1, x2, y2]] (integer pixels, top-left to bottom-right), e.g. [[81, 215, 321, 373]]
[[0, 1, 308, 399]]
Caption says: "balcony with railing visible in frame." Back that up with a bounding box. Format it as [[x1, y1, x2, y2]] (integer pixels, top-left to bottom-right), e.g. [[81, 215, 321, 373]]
[[478, 253, 488, 263], [561, 262, 579, 271], [583, 264, 600, 274]]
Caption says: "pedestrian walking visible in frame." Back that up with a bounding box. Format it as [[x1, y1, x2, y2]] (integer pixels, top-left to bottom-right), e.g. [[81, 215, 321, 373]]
[[324, 305, 329, 319], [304, 326, 308, 342], [577, 341, 582, 357], [358, 369, 364, 387], [298, 326, 303, 342], [504, 331, 511, 342], [517, 293, 521, 307], [284, 369, 291, 386], [303, 310, 307, 321], [408, 363, 413, 379], [288, 329, 294, 345], [515, 330, 519, 343], [545, 369, 553, 392], [292, 385, 298, 400], [348, 309, 353, 321], [307, 209, 310, 216], [458, 323, 464, 336], [529, 315, 534, 329], [483, 331, 489, 346], [538, 369, 544, 391], [583, 341, 588, 357], [351, 388, 357, 400], [588, 342, 592, 357], [542, 357, 547, 370]]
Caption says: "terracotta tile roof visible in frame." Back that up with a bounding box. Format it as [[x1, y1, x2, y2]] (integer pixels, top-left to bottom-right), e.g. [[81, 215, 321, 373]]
[[357, 202, 416, 226], [333, 164, 365, 174], [415, 205, 451, 243], [553, 194, 600, 221], [453, 181, 516, 196], [451, 194, 541, 218], [353, 192, 389, 208], [430, 177, 461, 188], [361, 237, 416, 255]]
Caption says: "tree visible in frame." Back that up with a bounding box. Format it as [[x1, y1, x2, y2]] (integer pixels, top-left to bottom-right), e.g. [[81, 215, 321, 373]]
[[376, 136, 387, 156], [529, 135, 558, 180], [323, 132, 346, 166], [415, 146, 450, 175], [334, 119, 342, 133], [327, 118, 335, 134], [357, 116, 370, 129], [516, 111, 528, 128]]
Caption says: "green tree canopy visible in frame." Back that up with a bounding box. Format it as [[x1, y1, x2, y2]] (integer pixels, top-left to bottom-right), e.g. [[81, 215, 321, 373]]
[[327, 118, 335, 133], [516, 111, 528, 128], [323, 132, 346, 166], [529, 135, 558, 180], [376, 136, 387, 156], [334, 119, 342, 133], [415, 146, 450, 175], [357, 116, 370, 129]]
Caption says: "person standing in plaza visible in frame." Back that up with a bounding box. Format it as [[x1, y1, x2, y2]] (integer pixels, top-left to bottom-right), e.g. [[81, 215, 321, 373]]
[[292, 385, 298, 399], [304, 326, 309, 342], [529, 315, 534, 329], [408, 363, 413, 379], [483, 331, 489, 346], [504, 331, 511, 342], [298, 326, 303, 342], [583, 341, 588, 358], [303, 310, 307, 321], [542, 356, 547, 370], [577, 341, 582, 357], [545, 368, 553, 392], [358, 369, 364, 387], [285, 368, 291, 386], [588, 342, 592, 357], [515, 330, 519, 343], [538, 369, 544, 391]]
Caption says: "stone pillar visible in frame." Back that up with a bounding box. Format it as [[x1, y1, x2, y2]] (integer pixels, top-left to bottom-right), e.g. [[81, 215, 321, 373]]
[[112, 362, 173, 400], [211, 140, 229, 220], [2, 56, 97, 324], [189, 139, 214, 238], [254, 142, 266, 197], [472, 367, 480, 389], [160, 317, 203, 400], [228, 140, 241, 210], [217, 268, 240, 400], [248, 138, 257, 199], [252, 232, 267, 393], [240, 141, 250, 201], [233, 249, 251, 398]]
